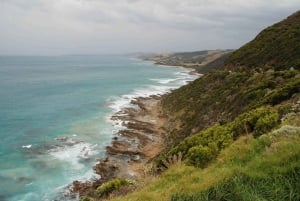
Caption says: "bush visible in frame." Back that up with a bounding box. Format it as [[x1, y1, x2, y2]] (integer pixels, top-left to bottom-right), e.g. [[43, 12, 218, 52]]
[[265, 77, 300, 105], [168, 107, 279, 168], [79, 197, 92, 201], [253, 111, 279, 137], [186, 144, 218, 168], [229, 107, 279, 138], [169, 124, 233, 168], [170, 125, 232, 156], [96, 178, 131, 197]]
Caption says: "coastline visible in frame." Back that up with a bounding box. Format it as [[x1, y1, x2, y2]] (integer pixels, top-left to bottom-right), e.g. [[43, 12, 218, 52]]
[[72, 94, 168, 197], [71, 62, 199, 198]]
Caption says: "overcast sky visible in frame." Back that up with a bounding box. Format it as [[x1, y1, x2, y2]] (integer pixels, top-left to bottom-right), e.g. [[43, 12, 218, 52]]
[[0, 0, 299, 55]]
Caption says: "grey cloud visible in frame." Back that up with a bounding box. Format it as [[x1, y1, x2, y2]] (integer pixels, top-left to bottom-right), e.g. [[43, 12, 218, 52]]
[[0, 0, 299, 55]]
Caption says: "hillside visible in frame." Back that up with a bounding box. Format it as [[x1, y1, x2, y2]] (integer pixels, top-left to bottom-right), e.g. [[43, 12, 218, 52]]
[[160, 70, 300, 149], [225, 11, 300, 70], [157, 9, 300, 171], [78, 11, 300, 201]]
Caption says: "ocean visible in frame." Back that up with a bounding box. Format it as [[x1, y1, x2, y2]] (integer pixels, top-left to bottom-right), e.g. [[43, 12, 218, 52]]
[[0, 55, 197, 201]]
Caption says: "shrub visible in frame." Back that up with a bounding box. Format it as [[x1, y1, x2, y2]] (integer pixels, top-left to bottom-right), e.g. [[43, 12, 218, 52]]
[[96, 178, 131, 197], [168, 124, 233, 168], [186, 144, 218, 168], [79, 197, 92, 201], [170, 125, 232, 156], [253, 111, 279, 137], [168, 107, 279, 168], [230, 107, 279, 138], [265, 77, 300, 105]]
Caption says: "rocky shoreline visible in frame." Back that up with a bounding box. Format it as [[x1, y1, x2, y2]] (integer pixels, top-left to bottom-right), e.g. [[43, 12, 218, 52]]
[[71, 95, 169, 198]]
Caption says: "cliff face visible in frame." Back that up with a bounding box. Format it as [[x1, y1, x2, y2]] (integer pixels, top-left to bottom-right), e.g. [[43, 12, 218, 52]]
[[224, 10, 300, 70]]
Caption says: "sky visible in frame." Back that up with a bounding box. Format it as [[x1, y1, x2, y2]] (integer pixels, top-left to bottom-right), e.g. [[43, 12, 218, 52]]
[[0, 0, 299, 55]]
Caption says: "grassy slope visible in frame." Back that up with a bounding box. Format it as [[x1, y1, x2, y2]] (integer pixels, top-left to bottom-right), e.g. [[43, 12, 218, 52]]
[[113, 114, 300, 201], [224, 11, 300, 70]]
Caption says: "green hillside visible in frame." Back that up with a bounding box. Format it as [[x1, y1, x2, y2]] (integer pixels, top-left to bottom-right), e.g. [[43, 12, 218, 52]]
[[79, 11, 300, 201], [161, 70, 300, 148], [225, 11, 300, 70]]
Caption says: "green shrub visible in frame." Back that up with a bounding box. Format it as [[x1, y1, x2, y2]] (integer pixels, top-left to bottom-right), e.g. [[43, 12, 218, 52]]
[[168, 107, 279, 168], [265, 77, 300, 105], [169, 124, 232, 168], [96, 178, 131, 197], [230, 107, 279, 138], [253, 111, 279, 137], [79, 197, 92, 201], [186, 144, 218, 168], [170, 125, 232, 156]]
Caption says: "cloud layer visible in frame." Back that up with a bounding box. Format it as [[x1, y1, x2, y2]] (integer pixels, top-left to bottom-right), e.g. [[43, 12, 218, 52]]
[[0, 0, 299, 55]]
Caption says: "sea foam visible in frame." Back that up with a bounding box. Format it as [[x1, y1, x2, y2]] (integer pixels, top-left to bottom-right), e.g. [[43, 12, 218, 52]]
[[106, 68, 198, 140], [22, 144, 32, 149], [108, 69, 197, 114], [49, 141, 99, 169]]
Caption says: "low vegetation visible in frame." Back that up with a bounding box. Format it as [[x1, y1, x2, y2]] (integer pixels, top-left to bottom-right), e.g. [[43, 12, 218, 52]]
[[168, 106, 279, 168], [79, 178, 133, 201], [161, 69, 299, 149], [96, 178, 132, 198]]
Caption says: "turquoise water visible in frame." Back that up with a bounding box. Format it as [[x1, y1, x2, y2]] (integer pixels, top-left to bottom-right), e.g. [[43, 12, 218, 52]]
[[0, 55, 197, 200]]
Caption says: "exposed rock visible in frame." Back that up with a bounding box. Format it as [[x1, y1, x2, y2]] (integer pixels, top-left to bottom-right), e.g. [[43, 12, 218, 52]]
[[106, 141, 141, 155], [124, 121, 155, 133], [71, 96, 169, 199]]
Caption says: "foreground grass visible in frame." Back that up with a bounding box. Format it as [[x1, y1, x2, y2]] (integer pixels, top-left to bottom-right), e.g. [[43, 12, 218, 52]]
[[111, 121, 300, 201]]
